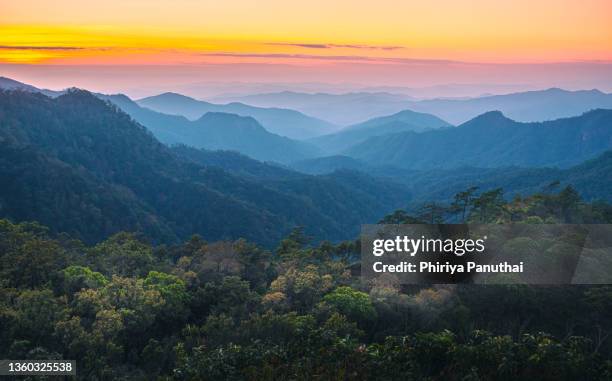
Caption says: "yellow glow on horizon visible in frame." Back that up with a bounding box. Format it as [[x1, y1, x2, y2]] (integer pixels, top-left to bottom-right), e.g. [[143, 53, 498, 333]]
[[1, 0, 611, 65]]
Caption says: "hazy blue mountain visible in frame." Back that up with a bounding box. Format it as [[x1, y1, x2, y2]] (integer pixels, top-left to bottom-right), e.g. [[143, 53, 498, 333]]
[[221, 88, 612, 126], [346, 109, 612, 170], [405, 88, 612, 125], [102, 94, 320, 164], [357, 83, 533, 99], [137, 92, 337, 139], [309, 109, 451, 153], [220, 91, 415, 125], [0, 76, 63, 97], [0, 76, 40, 92], [0, 89, 411, 245]]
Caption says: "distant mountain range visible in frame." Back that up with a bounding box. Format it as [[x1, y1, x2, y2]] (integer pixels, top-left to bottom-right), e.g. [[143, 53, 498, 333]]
[[0, 78, 612, 199], [0, 89, 410, 245], [345, 109, 612, 169], [404, 88, 612, 125], [219, 91, 416, 125], [217, 88, 612, 126], [100, 94, 320, 164], [309, 109, 452, 153], [137, 92, 338, 139]]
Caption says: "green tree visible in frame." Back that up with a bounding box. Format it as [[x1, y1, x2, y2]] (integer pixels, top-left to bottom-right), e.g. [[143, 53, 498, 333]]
[[88, 232, 154, 277], [61, 265, 108, 294], [323, 286, 377, 324], [451, 186, 479, 222]]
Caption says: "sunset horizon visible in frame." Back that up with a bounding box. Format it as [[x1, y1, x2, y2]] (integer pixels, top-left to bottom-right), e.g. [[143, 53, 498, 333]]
[[2, 0, 612, 97]]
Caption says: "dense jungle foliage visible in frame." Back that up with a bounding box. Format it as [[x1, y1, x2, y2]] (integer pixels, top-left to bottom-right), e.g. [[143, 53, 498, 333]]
[[2, 187, 612, 380]]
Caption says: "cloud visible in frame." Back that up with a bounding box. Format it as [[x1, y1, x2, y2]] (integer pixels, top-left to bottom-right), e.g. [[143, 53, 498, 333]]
[[267, 42, 405, 50], [199, 52, 458, 65], [268, 43, 329, 49], [0, 45, 84, 50], [329, 44, 405, 51]]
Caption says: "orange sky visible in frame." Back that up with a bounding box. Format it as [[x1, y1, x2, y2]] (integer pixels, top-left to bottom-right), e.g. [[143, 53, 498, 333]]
[[1, 0, 611, 65], [1, 0, 611, 95]]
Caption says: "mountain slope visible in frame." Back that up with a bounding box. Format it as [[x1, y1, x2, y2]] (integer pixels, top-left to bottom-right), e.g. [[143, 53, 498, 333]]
[[171, 145, 302, 181], [290, 155, 366, 175], [0, 76, 63, 97], [0, 141, 177, 242], [137, 92, 337, 139], [400, 150, 612, 205], [346, 110, 612, 170], [0, 90, 410, 245], [103, 94, 320, 164], [0, 90, 283, 244], [309, 109, 451, 153], [169, 145, 410, 230], [0, 76, 40, 92]]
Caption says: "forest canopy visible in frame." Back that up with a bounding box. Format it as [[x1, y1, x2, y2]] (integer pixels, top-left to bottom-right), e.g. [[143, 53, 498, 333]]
[[1, 187, 612, 380]]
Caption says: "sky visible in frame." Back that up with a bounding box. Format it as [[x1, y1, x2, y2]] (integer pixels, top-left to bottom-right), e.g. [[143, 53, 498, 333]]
[[1, 0, 612, 97]]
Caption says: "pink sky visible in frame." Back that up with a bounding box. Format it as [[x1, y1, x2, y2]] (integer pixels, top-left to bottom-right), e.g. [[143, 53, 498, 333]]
[[1, 0, 611, 97]]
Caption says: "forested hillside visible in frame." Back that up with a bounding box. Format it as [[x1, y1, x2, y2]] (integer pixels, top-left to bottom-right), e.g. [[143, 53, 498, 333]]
[[0, 90, 409, 245], [397, 150, 612, 206]]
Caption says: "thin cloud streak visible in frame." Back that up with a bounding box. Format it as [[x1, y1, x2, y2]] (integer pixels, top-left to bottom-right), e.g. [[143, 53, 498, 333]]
[[199, 52, 458, 64], [0, 45, 85, 50], [267, 42, 405, 50]]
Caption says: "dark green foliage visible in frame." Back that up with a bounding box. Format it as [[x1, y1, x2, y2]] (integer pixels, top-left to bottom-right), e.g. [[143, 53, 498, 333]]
[[323, 286, 377, 324], [391, 185, 612, 224], [1, 203, 612, 379]]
